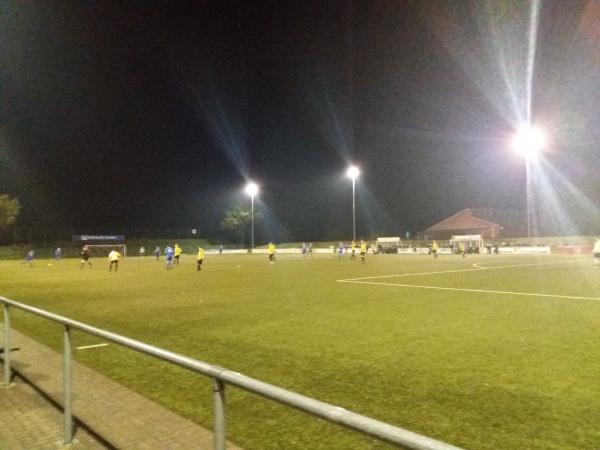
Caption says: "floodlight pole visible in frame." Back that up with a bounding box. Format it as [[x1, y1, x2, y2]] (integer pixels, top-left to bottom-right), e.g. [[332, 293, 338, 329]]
[[526, 159, 531, 238], [245, 182, 258, 252], [346, 166, 359, 242], [352, 178, 356, 242], [250, 194, 255, 251], [513, 125, 545, 239]]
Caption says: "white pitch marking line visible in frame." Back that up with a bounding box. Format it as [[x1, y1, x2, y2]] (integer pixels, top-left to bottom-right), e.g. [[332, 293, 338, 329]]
[[76, 343, 109, 350], [342, 267, 483, 281], [339, 260, 576, 282], [336, 279, 600, 302]]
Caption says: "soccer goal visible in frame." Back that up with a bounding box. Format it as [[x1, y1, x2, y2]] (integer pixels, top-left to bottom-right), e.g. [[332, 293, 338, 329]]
[[84, 244, 127, 257]]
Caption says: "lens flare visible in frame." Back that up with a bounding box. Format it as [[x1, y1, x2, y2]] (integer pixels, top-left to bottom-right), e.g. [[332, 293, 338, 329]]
[[346, 165, 360, 180], [245, 182, 259, 197], [512, 126, 545, 160]]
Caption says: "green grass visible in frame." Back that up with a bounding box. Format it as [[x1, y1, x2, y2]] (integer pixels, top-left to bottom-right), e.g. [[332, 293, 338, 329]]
[[2, 253, 600, 449]]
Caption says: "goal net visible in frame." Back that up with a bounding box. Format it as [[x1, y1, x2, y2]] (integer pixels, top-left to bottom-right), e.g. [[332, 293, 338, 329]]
[[84, 244, 127, 257]]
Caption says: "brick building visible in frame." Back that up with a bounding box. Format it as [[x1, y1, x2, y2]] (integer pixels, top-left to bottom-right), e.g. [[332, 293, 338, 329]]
[[424, 208, 526, 239]]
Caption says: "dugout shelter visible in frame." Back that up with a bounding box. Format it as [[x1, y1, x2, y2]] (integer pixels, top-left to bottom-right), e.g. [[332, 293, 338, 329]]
[[449, 234, 483, 253], [376, 237, 400, 254]]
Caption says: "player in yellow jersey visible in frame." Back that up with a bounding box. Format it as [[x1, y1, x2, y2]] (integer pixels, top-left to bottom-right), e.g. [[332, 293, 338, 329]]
[[350, 241, 356, 260], [359, 240, 367, 263], [268, 242, 276, 263], [196, 247, 205, 271], [174, 244, 182, 265], [431, 240, 439, 259]]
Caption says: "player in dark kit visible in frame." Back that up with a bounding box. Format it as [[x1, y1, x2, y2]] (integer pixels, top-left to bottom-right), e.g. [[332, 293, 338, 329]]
[[80, 246, 92, 268]]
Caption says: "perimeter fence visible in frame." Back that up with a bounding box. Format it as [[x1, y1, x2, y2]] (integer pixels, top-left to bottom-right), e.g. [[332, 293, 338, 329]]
[[1, 296, 462, 450]]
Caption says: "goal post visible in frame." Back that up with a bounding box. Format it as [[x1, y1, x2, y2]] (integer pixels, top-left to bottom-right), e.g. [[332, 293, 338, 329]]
[[84, 244, 127, 257]]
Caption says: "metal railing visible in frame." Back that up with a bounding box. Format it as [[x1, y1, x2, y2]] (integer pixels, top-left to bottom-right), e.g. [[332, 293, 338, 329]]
[[0, 296, 463, 450]]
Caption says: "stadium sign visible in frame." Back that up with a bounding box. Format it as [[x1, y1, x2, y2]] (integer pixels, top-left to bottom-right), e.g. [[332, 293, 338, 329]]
[[72, 235, 125, 241]]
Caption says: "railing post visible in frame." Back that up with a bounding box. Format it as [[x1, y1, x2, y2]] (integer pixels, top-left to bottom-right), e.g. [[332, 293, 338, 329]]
[[2, 303, 10, 385], [63, 325, 73, 443], [213, 378, 226, 450]]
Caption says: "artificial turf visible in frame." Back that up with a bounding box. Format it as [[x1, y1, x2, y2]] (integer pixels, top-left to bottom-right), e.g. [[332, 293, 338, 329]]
[[1, 252, 600, 449]]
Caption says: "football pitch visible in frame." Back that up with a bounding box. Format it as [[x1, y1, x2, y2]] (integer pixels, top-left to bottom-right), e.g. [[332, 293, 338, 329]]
[[2, 252, 600, 449]]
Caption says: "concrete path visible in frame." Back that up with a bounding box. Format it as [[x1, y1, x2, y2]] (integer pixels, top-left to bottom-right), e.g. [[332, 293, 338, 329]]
[[0, 373, 105, 450], [1, 328, 241, 449]]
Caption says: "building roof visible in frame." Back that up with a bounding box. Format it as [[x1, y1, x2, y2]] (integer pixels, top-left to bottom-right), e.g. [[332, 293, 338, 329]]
[[426, 208, 501, 232]]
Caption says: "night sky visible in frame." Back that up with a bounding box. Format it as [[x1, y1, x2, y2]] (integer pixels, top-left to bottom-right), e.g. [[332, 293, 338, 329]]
[[2, 1, 600, 242]]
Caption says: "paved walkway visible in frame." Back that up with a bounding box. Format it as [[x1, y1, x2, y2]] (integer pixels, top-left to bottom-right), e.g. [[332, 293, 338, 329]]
[[0, 373, 105, 450], [1, 328, 240, 450]]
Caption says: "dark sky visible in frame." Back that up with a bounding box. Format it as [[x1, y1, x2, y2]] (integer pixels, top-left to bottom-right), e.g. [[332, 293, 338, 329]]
[[2, 1, 600, 241]]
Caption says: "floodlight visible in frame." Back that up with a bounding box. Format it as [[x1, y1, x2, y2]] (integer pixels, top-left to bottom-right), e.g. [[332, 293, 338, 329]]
[[512, 126, 545, 160], [346, 165, 360, 180], [245, 182, 259, 197]]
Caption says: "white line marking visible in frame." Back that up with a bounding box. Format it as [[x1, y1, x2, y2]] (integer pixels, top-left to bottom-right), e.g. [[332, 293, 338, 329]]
[[76, 343, 109, 350], [336, 279, 600, 302], [472, 263, 484, 269], [339, 260, 575, 282], [342, 267, 483, 281]]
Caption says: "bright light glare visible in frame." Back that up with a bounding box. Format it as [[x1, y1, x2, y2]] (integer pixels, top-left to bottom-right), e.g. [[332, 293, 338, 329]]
[[512, 126, 545, 160], [245, 182, 259, 197], [346, 165, 360, 180]]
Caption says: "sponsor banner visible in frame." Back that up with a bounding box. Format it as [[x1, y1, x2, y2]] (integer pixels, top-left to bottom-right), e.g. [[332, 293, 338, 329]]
[[498, 246, 551, 255], [205, 249, 248, 254], [398, 247, 430, 254], [520, 247, 551, 254], [252, 248, 333, 254], [73, 235, 125, 241], [497, 247, 515, 254], [556, 245, 592, 255], [269, 248, 302, 254]]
